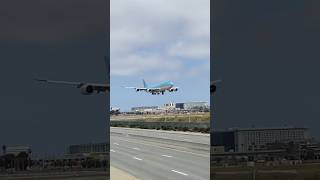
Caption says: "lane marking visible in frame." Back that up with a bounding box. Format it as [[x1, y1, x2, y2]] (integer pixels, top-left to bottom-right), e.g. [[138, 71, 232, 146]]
[[133, 156, 143, 161], [115, 138, 208, 158], [110, 149, 115, 152], [113, 143, 119, 145], [161, 155, 173, 158], [171, 169, 188, 176], [133, 147, 140, 150]]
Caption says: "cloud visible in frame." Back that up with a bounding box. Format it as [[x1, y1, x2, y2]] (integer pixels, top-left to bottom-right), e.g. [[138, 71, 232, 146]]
[[111, 52, 183, 77], [167, 40, 210, 60], [111, 0, 210, 78]]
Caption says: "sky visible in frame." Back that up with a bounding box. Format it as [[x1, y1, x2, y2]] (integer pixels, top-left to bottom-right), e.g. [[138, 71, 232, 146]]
[[212, 0, 320, 139], [0, 0, 109, 155], [110, 0, 210, 111]]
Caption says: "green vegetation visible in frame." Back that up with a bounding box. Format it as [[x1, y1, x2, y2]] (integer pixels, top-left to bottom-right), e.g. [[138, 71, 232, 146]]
[[111, 113, 210, 132], [111, 121, 210, 133], [111, 113, 210, 122]]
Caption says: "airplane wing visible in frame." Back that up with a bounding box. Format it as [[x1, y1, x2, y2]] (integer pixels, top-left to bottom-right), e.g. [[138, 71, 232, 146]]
[[35, 78, 109, 94], [147, 88, 163, 93], [124, 86, 163, 92], [123, 86, 148, 91], [88, 83, 109, 92], [124, 86, 138, 89], [35, 79, 83, 87]]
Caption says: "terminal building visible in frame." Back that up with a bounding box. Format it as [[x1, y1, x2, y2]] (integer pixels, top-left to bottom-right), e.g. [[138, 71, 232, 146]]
[[130, 101, 209, 113], [175, 103, 184, 110], [184, 101, 209, 111], [131, 106, 158, 113], [212, 127, 309, 153], [163, 102, 176, 110]]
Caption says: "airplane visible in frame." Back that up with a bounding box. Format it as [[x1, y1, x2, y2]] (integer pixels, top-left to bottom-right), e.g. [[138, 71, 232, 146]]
[[35, 57, 110, 95], [124, 79, 178, 95], [211, 80, 221, 95]]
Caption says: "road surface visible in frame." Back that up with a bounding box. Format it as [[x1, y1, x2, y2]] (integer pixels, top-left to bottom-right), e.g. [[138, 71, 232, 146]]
[[110, 127, 209, 180]]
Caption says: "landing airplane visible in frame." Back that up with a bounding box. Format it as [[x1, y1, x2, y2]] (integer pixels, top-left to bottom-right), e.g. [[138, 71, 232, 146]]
[[125, 79, 178, 95], [35, 57, 109, 95], [211, 80, 221, 95]]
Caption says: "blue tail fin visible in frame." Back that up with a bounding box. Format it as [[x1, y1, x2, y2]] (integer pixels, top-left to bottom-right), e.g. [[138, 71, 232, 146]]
[[142, 79, 147, 88]]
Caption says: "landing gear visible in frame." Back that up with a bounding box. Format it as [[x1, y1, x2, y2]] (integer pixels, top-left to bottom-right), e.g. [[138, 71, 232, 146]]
[[151, 92, 164, 95]]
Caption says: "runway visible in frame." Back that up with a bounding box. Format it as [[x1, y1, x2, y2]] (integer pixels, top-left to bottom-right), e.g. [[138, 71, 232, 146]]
[[110, 127, 209, 180]]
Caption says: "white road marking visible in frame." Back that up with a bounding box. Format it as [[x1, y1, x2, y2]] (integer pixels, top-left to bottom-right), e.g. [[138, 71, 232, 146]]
[[117, 138, 207, 157], [133, 156, 143, 161], [133, 147, 140, 150], [161, 155, 173, 158], [110, 149, 115, 152], [171, 169, 188, 176], [113, 143, 119, 145]]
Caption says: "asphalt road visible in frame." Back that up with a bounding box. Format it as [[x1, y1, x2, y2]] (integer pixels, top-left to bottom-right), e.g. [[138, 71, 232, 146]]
[[110, 127, 210, 180]]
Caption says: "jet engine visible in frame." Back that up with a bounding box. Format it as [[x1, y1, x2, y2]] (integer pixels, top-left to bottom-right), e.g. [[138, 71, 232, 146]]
[[210, 85, 216, 94], [169, 87, 178, 92], [80, 85, 94, 95]]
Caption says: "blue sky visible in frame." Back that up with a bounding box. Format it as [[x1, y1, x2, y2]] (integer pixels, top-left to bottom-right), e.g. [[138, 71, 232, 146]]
[[110, 0, 210, 111]]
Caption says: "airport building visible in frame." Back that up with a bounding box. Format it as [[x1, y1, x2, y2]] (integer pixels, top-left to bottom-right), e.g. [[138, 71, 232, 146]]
[[129, 101, 209, 114], [184, 101, 209, 111], [163, 102, 176, 110], [212, 127, 309, 152], [175, 103, 184, 110], [131, 106, 158, 113]]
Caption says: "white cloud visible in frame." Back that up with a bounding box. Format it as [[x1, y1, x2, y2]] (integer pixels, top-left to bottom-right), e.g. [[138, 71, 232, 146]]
[[111, 53, 183, 76], [167, 40, 210, 59], [111, 0, 210, 78]]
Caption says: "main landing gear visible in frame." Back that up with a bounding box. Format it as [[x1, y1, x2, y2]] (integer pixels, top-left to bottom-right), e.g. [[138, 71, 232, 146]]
[[151, 92, 164, 95]]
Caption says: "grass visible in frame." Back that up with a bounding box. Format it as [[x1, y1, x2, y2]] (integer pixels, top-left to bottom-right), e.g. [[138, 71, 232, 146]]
[[111, 113, 210, 122]]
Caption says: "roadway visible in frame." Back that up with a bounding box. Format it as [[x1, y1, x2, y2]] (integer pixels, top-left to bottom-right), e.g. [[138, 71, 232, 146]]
[[110, 127, 210, 180]]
